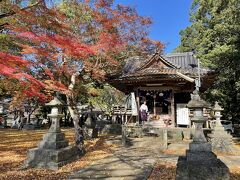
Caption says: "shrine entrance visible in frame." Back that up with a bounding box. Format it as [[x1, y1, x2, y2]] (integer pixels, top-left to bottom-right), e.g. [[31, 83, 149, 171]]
[[137, 89, 174, 127]]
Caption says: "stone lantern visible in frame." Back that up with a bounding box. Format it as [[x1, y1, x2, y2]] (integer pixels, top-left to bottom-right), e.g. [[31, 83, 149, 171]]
[[210, 101, 234, 154], [176, 90, 230, 180], [24, 97, 78, 170], [213, 101, 223, 127], [45, 97, 63, 133], [187, 90, 209, 143]]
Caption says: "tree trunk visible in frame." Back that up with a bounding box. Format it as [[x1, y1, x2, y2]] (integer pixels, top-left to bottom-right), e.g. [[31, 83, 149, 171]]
[[67, 96, 85, 154], [27, 113, 31, 124], [67, 72, 85, 154]]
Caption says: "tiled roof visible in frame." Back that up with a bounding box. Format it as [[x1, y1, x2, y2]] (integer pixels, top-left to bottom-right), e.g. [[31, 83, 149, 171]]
[[109, 52, 213, 82], [163, 52, 199, 69], [121, 68, 177, 78], [120, 67, 210, 80]]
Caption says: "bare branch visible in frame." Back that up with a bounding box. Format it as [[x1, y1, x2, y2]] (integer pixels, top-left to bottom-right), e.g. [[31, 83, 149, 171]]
[[0, 1, 41, 20]]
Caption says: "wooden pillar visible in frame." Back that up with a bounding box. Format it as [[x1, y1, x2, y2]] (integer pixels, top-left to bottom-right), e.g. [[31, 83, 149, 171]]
[[171, 90, 175, 127], [153, 94, 156, 116], [121, 113, 125, 124], [136, 89, 140, 124]]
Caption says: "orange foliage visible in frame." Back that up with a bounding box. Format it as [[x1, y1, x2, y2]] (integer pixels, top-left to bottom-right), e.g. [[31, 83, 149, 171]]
[[0, 0, 164, 106]]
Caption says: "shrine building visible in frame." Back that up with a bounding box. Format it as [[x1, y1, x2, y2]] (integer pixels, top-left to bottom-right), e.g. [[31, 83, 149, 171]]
[[108, 52, 215, 127]]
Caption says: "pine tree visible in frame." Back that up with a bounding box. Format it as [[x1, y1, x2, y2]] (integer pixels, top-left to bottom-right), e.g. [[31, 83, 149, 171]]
[[175, 0, 240, 120]]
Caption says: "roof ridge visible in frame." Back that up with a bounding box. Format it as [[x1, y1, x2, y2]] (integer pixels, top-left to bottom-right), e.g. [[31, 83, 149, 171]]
[[139, 52, 179, 70], [164, 52, 194, 57]]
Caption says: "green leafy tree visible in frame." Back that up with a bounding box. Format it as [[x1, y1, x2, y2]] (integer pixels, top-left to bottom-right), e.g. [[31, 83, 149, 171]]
[[89, 84, 125, 117], [175, 0, 240, 120]]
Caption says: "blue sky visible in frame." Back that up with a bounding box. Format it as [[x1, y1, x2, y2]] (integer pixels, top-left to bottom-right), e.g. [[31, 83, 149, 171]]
[[115, 0, 192, 54]]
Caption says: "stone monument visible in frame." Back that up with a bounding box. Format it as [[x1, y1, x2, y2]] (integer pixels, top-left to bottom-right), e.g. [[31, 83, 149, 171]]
[[23, 97, 79, 170], [176, 90, 230, 180], [209, 101, 234, 154]]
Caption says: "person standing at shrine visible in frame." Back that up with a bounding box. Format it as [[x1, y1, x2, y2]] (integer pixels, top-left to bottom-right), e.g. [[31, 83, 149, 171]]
[[140, 101, 148, 123]]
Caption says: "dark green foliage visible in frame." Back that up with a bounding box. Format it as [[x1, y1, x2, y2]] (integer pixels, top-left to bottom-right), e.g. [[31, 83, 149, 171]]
[[175, 0, 240, 119]]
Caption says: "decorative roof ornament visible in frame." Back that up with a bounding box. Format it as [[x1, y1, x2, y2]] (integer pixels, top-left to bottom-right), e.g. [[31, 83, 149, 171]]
[[155, 47, 161, 54], [187, 89, 208, 109], [213, 101, 224, 111]]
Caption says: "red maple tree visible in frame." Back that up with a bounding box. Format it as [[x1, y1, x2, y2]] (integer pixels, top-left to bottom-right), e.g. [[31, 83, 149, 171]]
[[0, 0, 163, 150]]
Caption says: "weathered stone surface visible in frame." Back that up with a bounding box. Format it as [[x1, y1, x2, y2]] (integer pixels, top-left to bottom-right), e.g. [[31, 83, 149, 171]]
[[209, 123, 235, 154], [189, 142, 211, 152], [186, 150, 217, 164], [177, 156, 230, 180], [23, 130, 79, 170], [24, 146, 79, 170], [123, 124, 143, 138], [209, 101, 235, 154], [210, 132, 234, 154], [176, 140, 230, 180], [23, 97, 80, 170], [38, 139, 68, 149], [176, 92, 230, 180], [100, 124, 122, 135]]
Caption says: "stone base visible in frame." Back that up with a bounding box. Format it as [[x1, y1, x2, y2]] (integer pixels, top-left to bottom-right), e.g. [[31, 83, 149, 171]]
[[39, 132, 69, 149], [23, 146, 79, 170], [189, 142, 211, 152], [176, 156, 230, 180], [210, 130, 234, 154], [23, 130, 80, 170], [186, 150, 217, 164], [123, 125, 143, 138], [176, 141, 230, 180], [100, 124, 122, 135], [211, 137, 234, 154]]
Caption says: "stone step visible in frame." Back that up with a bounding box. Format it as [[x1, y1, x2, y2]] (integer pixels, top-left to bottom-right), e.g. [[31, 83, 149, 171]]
[[144, 120, 166, 128]]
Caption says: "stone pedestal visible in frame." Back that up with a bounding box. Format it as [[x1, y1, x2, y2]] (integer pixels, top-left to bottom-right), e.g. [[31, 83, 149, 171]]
[[177, 143, 230, 180], [23, 97, 79, 170], [209, 125, 234, 154], [177, 155, 229, 180], [23, 131, 78, 170]]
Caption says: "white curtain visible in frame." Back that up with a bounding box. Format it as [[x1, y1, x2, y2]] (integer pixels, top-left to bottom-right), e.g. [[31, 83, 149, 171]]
[[131, 92, 138, 116]]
